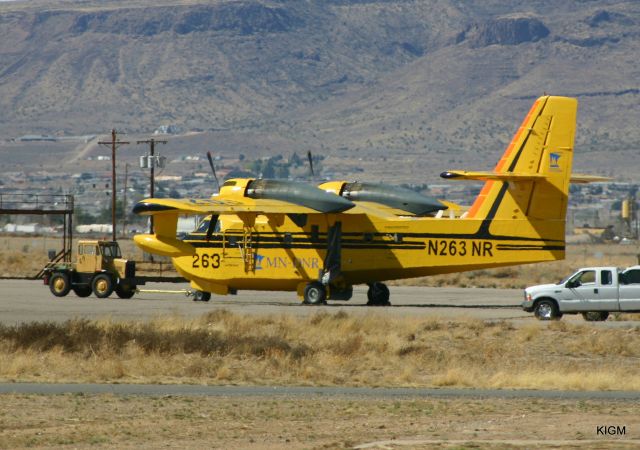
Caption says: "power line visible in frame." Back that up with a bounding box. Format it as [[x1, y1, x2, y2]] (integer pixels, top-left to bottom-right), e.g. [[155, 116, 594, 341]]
[[98, 129, 130, 242]]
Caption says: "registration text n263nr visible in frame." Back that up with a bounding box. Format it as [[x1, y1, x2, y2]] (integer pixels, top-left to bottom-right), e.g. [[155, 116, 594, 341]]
[[426, 239, 494, 257]]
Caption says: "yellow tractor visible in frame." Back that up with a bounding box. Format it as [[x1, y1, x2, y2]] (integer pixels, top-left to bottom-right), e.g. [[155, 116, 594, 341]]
[[43, 240, 137, 299]]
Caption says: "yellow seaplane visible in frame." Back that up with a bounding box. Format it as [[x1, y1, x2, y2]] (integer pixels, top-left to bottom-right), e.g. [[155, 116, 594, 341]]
[[133, 96, 604, 305]]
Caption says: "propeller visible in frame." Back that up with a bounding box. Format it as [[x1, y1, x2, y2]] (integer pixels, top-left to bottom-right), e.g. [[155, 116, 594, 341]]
[[206, 151, 221, 193], [307, 150, 315, 179]]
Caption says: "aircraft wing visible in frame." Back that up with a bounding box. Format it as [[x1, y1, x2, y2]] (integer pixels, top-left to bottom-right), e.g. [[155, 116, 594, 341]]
[[344, 201, 409, 218], [132, 197, 326, 216]]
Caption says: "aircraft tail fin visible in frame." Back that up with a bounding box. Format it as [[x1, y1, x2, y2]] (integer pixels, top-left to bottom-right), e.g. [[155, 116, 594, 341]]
[[444, 96, 578, 240]]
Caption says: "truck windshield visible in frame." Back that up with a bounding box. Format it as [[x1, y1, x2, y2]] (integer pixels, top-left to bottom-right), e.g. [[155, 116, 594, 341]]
[[100, 243, 122, 258], [559, 273, 577, 284]]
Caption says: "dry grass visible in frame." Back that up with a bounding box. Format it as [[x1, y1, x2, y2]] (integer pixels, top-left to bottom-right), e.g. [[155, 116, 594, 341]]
[[1, 311, 640, 391]]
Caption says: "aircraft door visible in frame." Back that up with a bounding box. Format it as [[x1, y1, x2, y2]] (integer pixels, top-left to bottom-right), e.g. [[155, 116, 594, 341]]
[[619, 268, 640, 311], [223, 226, 257, 273]]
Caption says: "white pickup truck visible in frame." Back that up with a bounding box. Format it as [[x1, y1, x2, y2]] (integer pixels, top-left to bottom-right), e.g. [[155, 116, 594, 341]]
[[522, 266, 640, 321]]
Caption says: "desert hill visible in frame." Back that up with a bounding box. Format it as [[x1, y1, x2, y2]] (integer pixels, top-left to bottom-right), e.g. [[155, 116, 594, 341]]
[[0, 0, 638, 181]]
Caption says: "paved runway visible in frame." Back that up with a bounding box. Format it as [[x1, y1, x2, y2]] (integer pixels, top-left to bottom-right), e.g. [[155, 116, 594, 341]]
[[2, 279, 639, 327], [1, 279, 530, 324], [2, 382, 640, 400]]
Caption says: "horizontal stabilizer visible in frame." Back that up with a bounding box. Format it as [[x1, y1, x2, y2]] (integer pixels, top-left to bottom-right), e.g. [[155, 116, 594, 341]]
[[441, 170, 610, 184], [440, 170, 544, 182], [569, 174, 612, 184]]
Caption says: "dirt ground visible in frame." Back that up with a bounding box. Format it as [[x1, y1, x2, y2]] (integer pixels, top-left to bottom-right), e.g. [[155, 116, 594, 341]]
[[0, 394, 638, 449]]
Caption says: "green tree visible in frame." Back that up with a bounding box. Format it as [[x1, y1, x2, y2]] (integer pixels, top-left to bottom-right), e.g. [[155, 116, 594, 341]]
[[290, 152, 302, 167], [97, 200, 125, 223], [75, 207, 96, 224]]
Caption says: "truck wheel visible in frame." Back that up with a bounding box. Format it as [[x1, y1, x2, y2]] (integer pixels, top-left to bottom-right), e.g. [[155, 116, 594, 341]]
[[73, 286, 92, 297], [193, 290, 211, 302], [582, 311, 609, 322], [115, 285, 135, 299], [303, 282, 327, 305], [534, 299, 560, 320], [92, 274, 114, 298], [49, 273, 71, 297]]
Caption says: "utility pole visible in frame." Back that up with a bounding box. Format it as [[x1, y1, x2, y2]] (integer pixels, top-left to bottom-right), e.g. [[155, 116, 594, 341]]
[[122, 163, 128, 239], [137, 138, 167, 233], [98, 129, 130, 242]]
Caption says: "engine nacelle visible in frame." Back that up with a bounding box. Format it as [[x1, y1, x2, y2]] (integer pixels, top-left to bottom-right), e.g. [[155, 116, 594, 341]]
[[319, 181, 446, 215], [245, 179, 354, 213]]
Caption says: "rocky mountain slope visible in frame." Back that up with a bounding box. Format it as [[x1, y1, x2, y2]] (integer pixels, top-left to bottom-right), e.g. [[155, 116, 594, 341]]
[[0, 0, 638, 180]]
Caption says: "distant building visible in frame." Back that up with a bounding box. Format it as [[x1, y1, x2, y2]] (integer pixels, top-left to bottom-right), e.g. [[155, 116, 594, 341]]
[[76, 224, 113, 233], [3, 223, 56, 234], [4, 223, 40, 233], [154, 125, 182, 135], [17, 135, 57, 142]]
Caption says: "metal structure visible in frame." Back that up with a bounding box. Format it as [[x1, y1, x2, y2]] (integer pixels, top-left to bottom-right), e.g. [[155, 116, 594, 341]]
[[137, 138, 167, 233], [98, 129, 130, 242], [0, 193, 74, 265]]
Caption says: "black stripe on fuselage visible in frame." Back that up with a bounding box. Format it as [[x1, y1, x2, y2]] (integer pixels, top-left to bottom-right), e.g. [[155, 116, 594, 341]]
[[184, 233, 423, 246], [186, 229, 562, 243], [186, 241, 562, 252], [496, 244, 565, 251], [183, 237, 561, 252], [187, 241, 427, 251]]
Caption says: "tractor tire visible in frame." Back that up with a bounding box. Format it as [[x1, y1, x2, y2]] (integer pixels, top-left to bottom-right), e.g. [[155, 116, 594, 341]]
[[49, 273, 71, 297], [72, 286, 92, 297], [115, 284, 135, 299], [92, 274, 114, 299]]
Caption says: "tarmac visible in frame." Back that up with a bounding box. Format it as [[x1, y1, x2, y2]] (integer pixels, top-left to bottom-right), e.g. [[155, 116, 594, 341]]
[[1, 279, 526, 324]]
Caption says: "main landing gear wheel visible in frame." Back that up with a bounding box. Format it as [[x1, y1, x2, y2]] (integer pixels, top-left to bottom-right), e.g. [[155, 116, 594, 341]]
[[367, 282, 390, 306], [193, 290, 211, 302], [303, 282, 327, 305], [92, 274, 114, 299], [49, 273, 71, 297]]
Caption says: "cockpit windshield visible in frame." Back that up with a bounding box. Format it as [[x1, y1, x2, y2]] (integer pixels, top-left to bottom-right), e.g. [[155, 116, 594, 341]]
[[195, 215, 220, 234]]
